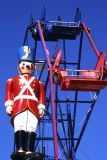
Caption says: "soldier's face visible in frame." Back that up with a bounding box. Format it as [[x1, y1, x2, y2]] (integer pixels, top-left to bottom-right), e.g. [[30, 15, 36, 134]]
[[18, 61, 35, 75]]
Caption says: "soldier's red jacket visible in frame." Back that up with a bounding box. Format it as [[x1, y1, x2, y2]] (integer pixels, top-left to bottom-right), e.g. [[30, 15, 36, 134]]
[[5, 75, 46, 119]]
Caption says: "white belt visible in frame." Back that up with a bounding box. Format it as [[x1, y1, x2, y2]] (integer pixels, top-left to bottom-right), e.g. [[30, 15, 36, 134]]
[[14, 95, 38, 102]]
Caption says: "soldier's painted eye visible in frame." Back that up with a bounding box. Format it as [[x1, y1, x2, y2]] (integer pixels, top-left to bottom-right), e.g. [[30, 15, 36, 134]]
[[22, 63, 25, 65], [31, 64, 34, 70]]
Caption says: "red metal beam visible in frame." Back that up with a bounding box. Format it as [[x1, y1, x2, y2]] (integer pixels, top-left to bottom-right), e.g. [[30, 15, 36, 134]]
[[82, 23, 100, 58], [37, 20, 58, 160]]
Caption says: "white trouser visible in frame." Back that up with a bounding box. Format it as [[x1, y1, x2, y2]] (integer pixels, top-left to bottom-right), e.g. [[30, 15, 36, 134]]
[[14, 110, 38, 133]]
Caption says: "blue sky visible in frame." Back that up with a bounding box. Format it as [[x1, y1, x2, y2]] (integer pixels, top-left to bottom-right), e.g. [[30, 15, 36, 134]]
[[0, 0, 107, 159]]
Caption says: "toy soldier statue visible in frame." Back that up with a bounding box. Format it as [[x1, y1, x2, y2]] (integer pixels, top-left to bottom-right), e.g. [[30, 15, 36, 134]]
[[5, 46, 46, 160]]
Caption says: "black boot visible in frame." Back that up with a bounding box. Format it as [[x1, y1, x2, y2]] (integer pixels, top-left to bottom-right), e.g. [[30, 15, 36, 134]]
[[25, 132, 44, 160], [25, 132, 36, 160], [25, 132, 36, 152], [11, 130, 26, 160]]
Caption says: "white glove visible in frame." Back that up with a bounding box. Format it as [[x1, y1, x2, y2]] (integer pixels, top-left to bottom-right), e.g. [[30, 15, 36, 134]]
[[6, 105, 12, 115], [39, 109, 44, 118]]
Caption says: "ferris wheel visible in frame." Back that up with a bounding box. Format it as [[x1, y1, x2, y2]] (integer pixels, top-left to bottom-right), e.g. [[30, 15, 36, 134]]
[[20, 8, 107, 160]]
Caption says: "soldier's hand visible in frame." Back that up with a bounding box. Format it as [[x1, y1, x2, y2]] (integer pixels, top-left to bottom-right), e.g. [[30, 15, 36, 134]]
[[6, 105, 12, 115], [39, 109, 44, 118]]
